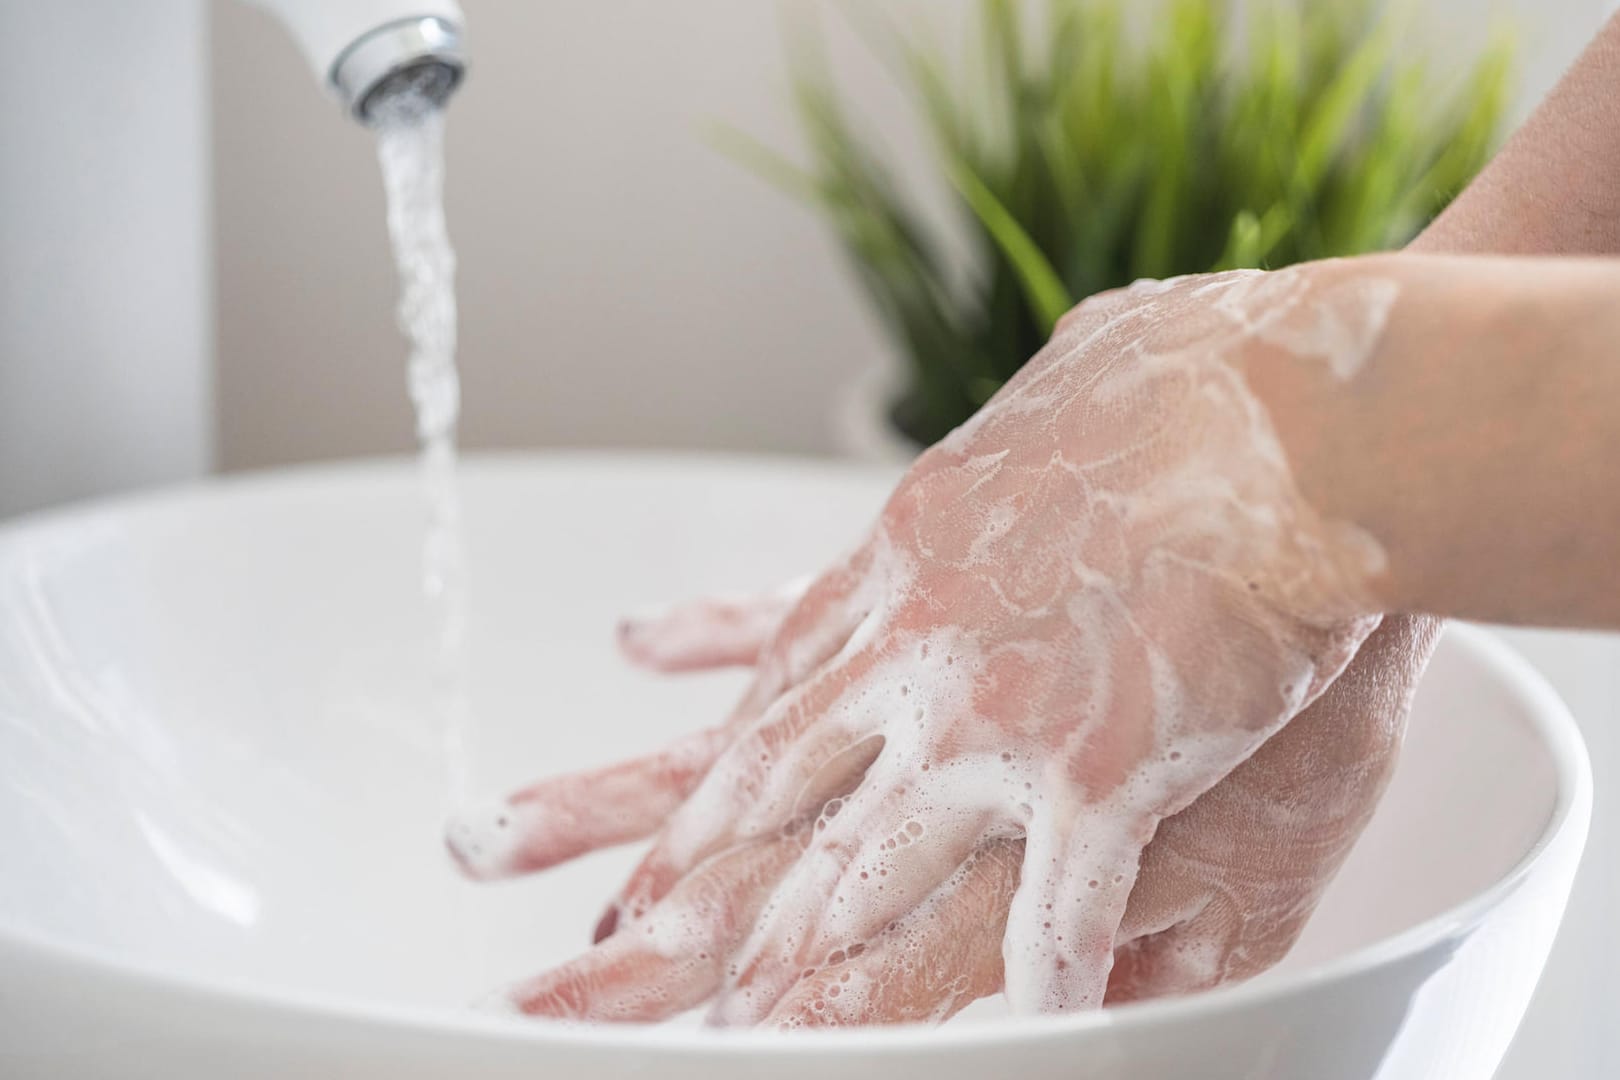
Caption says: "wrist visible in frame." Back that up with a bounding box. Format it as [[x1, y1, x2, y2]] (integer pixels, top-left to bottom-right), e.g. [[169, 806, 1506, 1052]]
[[1256, 253, 1620, 626], [1236, 255, 1414, 612]]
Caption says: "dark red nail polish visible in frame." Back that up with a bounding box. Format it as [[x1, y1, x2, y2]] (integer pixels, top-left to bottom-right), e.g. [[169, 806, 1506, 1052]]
[[593, 903, 620, 943]]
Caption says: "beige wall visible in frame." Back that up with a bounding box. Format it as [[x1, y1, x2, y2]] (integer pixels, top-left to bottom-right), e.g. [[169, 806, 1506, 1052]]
[[213, 0, 969, 469], [212, 0, 1607, 471]]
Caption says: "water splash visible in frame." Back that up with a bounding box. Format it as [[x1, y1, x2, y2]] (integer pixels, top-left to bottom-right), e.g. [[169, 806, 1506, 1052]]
[[373, 88, 472, 810]]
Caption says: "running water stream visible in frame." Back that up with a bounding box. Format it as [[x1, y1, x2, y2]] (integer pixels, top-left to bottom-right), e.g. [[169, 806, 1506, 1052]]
[[372, 88, 472, 809]]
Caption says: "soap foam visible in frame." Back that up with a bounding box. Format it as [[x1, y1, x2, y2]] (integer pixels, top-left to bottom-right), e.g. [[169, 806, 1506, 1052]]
[[503, 262, 1404, 1023], [735, 264, 1399, 1016]]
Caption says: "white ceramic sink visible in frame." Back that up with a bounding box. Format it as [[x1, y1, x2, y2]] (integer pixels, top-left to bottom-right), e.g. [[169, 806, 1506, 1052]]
[[0, 455, 1592, 1079]]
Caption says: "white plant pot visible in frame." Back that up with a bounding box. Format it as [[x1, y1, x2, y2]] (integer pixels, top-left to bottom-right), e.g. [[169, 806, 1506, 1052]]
[[831, 363, 924, 465]]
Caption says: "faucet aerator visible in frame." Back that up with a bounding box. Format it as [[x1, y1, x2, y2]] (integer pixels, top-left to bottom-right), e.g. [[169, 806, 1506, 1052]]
[[333, 16, 466, 123]]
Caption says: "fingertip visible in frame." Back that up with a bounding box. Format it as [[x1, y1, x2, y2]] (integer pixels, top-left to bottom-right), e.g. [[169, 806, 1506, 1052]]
[[615, 610, 710, 674], [444, 801, 529, 881], [615, 614, 658, 667], [506, 974, 586, 1021], [471, 984, 527, 1017]]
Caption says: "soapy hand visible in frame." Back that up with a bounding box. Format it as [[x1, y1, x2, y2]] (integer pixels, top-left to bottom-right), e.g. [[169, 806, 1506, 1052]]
[[448, 259, 1420, 1025]]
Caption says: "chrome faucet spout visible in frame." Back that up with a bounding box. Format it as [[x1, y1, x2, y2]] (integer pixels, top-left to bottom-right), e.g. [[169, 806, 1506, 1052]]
[[245, 1, 466, 122], [334, 16, 465, 123]]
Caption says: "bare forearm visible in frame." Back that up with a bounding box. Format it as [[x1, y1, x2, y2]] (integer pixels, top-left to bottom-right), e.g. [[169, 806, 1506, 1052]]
[[1413, 14, 1620, 258], [1284, 16, 1620, 628], [1258, 254, 1620, 629]]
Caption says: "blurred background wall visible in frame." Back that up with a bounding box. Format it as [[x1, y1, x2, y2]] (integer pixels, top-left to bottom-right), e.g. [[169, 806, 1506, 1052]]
[[214, 0, 955, 468], [211, 0, 1610, 470]]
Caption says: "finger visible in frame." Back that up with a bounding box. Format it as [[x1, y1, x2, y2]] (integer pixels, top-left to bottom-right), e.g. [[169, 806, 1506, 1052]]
[[1001, 803, 1154, 1014], [617, 578, 810, 673], [445, 724, 731, 881], [505, 831, 804, 1023], [1107, 913, 1240, 1006], [731, 545, 880, 719], [766, 838, 1024, 1029], [1106, 614, 1439, 1004], [453, 554, 878, 887], [606, 647, 884, 928], [589, 730, 886, 945], [711, 760, 1003, 1025], [594, 551, 884, 937]]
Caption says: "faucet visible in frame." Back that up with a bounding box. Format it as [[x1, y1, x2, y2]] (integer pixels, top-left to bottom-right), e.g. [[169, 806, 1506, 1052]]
[[248, 1, 467, 123], [0, 1, 470, 518]]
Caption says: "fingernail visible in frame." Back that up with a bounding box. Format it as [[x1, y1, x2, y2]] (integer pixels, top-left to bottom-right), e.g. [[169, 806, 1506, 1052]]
[[443, 823, 488, 879], [616, 617, 653, 662], [593, 903, 620, 943]]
